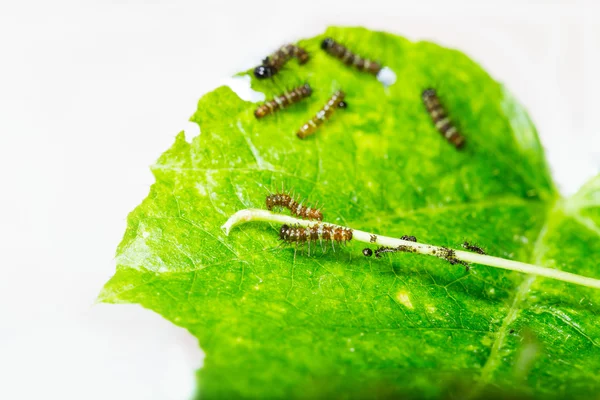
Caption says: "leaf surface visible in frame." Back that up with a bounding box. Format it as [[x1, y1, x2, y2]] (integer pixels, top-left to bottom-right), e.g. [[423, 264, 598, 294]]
[[100, 26, 600, 399]]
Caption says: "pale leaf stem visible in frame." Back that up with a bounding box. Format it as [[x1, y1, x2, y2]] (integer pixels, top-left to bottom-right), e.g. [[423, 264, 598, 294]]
[[222, 209, 600, 290]]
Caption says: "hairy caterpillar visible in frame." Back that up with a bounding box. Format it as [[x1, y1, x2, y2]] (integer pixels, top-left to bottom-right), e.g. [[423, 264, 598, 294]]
[[254, 84, 313, 119], [265, 191, 323, 221], [296, 90, 346, 139], [279, 224, 353, 243], [279, 224, 353, 254], [321, 38, 382, 75], [421, 89, 466, 149], [254, 44, 309, 79], [462, 241, 486, 255]]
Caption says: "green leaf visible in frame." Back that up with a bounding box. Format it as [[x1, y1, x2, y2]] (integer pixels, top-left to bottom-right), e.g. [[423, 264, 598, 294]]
[[99, 26, 600, 399]]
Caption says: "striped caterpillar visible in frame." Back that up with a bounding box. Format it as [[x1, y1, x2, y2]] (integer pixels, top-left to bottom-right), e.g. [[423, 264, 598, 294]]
[[296, 90, 346, 139], [254, 84, 312, 119], [265, 191, 323, 221], [279, 224, 353, 253], [254, 44, 309, 79], [421, 89, 466, 149], [321, 38, 382, 75]]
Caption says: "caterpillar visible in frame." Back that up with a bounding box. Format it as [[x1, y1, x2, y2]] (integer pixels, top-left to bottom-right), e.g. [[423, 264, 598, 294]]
[[374, 246, 400, 258], [296, 90, 346, 139], [254, 84, 313, 119], [422, 88, 466, 149], [363, 245, 416, 258], [321, 38, 382, 75], [363, 236, 415, 257], [433, 247, 471, 271], [401, 235, 417, 242], [254, 44, 309, 79], [265, 191, 323, 221], [462, 241, 486, 255], [279, 224, 353, 251]]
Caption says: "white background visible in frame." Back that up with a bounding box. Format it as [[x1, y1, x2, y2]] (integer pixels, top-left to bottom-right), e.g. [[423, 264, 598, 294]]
[[0, 1, 598, 399]]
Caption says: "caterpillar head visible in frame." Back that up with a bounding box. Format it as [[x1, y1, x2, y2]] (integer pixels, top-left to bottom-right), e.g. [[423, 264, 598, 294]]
[[422, 88, 437, 99], [254, 65, 275, 79], [279, 224, 290, 240], [321, 38, 335, 50]]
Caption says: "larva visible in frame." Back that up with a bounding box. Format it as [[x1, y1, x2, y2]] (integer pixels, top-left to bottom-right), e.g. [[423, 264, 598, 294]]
[[321, 38, 382, 75], [265, 191, 323, 221], [363, 245, 417, 258], [279, 224, 353, 251], [422, 88, 466, 149], [296, 90, 346, 139], [254, 84, 312, 119], [462, 241, 486, 255], [434, 247, 471, 271], [374, 246, 403, 258], [363, 235, 416, 258], [254, 44, 309, 79]]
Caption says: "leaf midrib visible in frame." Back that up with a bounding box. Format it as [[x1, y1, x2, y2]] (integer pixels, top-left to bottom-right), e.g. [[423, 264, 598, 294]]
[[467, 201, 557, 397]]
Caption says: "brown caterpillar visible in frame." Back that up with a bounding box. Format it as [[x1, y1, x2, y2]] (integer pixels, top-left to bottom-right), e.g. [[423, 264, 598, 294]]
[[266, 191, 323, 221], [297, 90, 346, 139], [254, 44, 309, 79], [462, 241, 486, 255], [422, 89, 466, 149], [321, 38, 382, 75], [254, 84, 312, 119], [279, 224, 353, 251]]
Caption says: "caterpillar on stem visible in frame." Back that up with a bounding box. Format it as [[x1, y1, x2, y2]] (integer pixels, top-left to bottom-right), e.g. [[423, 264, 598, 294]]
[[266, 190, 323, 221], [222, 209, 600, 291], [462, 241, 486, 255], [279, 224, 352, 255]]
